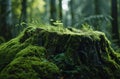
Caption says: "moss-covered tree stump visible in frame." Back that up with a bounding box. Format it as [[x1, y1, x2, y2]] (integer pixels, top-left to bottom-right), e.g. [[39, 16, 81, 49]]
[[0, 26, 120, 79]]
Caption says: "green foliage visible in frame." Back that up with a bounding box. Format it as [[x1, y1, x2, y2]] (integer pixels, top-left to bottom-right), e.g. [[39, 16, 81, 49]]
[[52, 53, 74, 69], [81, 24, 93, 31], [53, 20, 63, 26], [82, 15, 112, 26], [82, 15, 112, 42]]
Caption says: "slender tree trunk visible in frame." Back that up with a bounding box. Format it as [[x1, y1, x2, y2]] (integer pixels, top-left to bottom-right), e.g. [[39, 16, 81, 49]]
[[93, 0, 100, 29], [18, 0, 27, 32], [69, 0, 75, 26], [50, 0, 57, 25], [29, 0, 34, 22], [94, 0, 100, 14], [59, 0, 62, 22], [43, 0, 50, 24], [0, 5, 2, 27], [0, 0, 12, 40], [20, 0, 27, 23], [111, 0, 119, 45]]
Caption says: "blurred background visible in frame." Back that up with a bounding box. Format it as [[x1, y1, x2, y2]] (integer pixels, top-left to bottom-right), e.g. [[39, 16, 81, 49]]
[[0, 0, 120, 50]]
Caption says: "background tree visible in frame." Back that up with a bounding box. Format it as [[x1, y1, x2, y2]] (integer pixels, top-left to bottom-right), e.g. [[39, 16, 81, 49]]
[[119, 0, 120, 45], [0, 0, 119, 48], [50, 0, 57, 25], [0, 3, 2, 24], [58, 0, 62, 22], [111, 0, 120, 45], [20, 0, 27, 24], [14, 0, 27, 36], [94, 0, 100, 14], [43, 0, 50, 24], [69, 0, 75, 26], [0, 0, 12, 40]]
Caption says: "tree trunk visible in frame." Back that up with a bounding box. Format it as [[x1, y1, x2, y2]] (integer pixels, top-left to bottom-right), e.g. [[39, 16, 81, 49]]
[[18, 0, 27, 32], [43, 0, 50, 24], [111, 0, 119, 45], [93, 0, 100, 29], [94, 0, 100, 14], [20, 0, 27, 23], [50, 0, 57, 25], [69, 0, 75, 26], [0, 4, 1, 26], [0, 0, 12, 40], [59, 0, 62, 22]]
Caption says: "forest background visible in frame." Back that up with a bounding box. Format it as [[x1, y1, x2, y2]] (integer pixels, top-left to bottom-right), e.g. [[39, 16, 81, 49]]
[[0, 0, 120, 51]]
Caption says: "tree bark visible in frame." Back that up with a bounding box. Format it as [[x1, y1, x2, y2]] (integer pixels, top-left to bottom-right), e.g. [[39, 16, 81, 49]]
[[59, 0, 62, 22], [50, 0, 57, 25], [94, 0, 100, 14], [0, 0, 12, 40], [111, 0, 119, 45], [20, 0, 27, 23], [69, 0, 75, 26]]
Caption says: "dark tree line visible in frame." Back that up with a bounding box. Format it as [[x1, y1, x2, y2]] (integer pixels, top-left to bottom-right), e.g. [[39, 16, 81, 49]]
[[0, 0, 27, 41], [50, 0, 119, 46], [0, 0, 12, 40], [111, 0, 119, 45]]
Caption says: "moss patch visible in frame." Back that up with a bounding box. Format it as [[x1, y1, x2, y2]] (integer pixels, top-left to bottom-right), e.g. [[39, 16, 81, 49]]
[[0, 25, 120, 79], [0, 57, 59, 79], [0, 41, 59, 79]]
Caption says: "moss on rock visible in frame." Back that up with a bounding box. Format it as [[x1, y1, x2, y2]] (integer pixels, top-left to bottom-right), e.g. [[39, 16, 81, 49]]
[[0, 25, 120, 79], [0, 39, 60, 79], [0, 57, 59, 79]]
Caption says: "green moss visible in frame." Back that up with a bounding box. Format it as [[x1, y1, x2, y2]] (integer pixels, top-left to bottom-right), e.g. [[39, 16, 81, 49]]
[[0, 57, 59, 79], [0, 36, 5, 44], [0, 39, 24, 71], [0, 35, 60, 79], [0, 25, 120, 79], [0, 44, 60, 79], [15, 45, 46, 59]]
